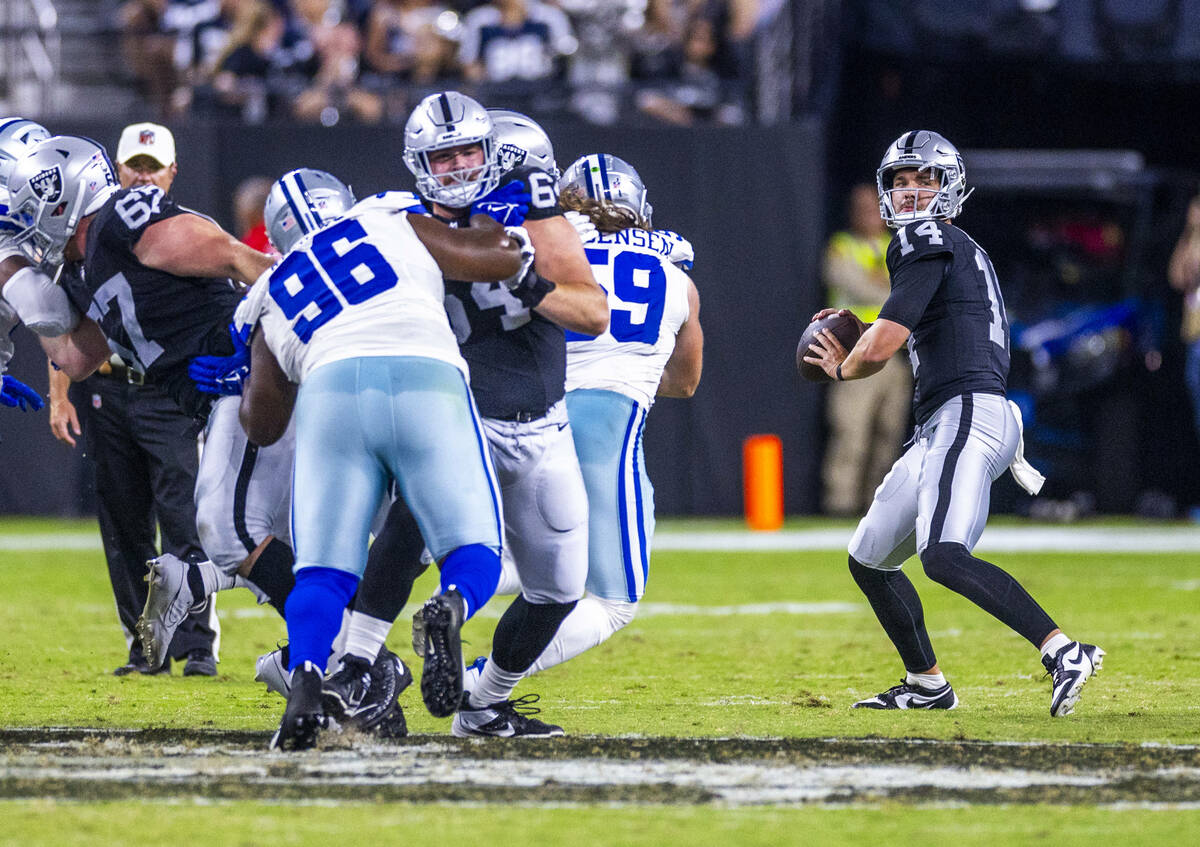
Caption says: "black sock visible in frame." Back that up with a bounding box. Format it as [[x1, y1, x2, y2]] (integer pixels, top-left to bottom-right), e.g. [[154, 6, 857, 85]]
[[246, 538, 296, 617], [849, 555, 938, 673], [356, 497, 430, 622], [920, 541, 1058, 647], [490, 595, 577, 674]]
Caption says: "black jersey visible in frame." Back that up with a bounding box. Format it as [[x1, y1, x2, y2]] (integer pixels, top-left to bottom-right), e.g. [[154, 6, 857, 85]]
[[441, 164, 567, 419], [877, 219, 1009, 424], [72, 186, 241, 418]]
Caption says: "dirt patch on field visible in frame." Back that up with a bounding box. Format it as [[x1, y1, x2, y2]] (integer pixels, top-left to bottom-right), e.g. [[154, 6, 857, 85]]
[[1, 729, 1197, 806]]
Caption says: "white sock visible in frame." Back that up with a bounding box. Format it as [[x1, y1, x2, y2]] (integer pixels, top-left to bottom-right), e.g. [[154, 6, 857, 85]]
[[342, 610, 392, 663], [469, 658, 525, 708], [196, 560, 236, 595], [1040, 632, 1072, 659], [906, 670, 947, 689], [329, 608, 353, 664], [494, 554, 522, 596], [525, 596, 636, 677]]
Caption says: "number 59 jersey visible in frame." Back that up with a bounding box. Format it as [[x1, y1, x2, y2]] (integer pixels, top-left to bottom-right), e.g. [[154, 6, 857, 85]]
[[565, 231, 692, 408], [257, 196, 466, 384]]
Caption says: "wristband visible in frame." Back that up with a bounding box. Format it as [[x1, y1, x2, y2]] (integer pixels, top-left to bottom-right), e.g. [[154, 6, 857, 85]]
[[836, 363, 844, 381], [510, 271, 556, 309]]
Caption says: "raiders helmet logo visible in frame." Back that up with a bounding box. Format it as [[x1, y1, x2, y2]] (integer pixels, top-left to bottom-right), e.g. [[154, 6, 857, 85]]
[[29, 166, 63, 204], [497, 143, 528, 172]]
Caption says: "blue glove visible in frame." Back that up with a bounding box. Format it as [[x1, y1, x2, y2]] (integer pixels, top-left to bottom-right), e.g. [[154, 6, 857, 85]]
[[0, 374, 45, 411], [470, 180, 532, 226], [188, 322, 251, 396]]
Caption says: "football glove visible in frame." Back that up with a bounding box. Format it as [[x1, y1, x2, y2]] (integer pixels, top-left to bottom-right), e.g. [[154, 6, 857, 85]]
[[188, 322, 251, 396], [0, 374, 44, 411], [500, 226, 554, 308], [657, 229, 695, 271], [563, 210, 599, 244], [470, 180, 532, 226]]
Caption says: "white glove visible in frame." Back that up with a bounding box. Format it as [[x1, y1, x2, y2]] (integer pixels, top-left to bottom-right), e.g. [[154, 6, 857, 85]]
[[563, 210, 599, 244], [232, 278, 272, 337], [501, 226, 537, 289], [2, 265, 81, 337], [1007, 400, 1046, 495]]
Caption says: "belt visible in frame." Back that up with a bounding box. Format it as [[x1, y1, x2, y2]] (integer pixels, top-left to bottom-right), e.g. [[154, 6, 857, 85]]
[[97, 360, 147, 385], [492, 409, 546, 423]]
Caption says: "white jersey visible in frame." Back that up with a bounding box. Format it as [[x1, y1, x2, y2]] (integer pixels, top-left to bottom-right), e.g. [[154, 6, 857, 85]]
[[253, 193, 467, 383], [565, 228, 691, 407], [0, 185, 25, 265]]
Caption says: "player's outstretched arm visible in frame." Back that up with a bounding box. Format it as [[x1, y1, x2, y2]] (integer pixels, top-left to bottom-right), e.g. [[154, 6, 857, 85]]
[[658, 278, 703, 399], [133, 213, 275, 284], [239, 327, 296, 447], [408, 213, 523, 281], [36, 316, 110, 381], [523, 215, 609, 336]]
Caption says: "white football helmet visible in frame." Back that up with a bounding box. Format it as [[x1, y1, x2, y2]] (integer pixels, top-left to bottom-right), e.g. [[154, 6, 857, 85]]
[[876, 130, 972, 228], [559, 153, 652, 228], [488, 109, 559, 180], [404, 91, 500, 209], [264, 168, 356, 254], [8, 135, 118, 269], [0, 118, 51, 190]]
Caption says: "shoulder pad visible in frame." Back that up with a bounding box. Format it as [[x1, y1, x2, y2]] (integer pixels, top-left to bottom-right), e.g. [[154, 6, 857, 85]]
[[354, 191, 429, 216], [888, 220, 954, 268]]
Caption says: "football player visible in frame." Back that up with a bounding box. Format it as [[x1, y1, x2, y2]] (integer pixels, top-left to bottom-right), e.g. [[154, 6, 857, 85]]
[[386, 93, 608, 737], [803, 130, 1104, 717], [0, 118, 101, 411], [5, 135, 299, 672], [510, 152, 703, 677], [234, 169, 526, 750]]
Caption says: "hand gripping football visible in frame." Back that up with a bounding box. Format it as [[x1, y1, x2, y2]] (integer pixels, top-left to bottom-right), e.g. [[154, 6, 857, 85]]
[[796, 313, 864, 383]]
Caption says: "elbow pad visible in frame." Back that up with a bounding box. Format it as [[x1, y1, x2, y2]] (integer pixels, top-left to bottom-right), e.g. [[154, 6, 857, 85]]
[[2, 266, 81, 337]]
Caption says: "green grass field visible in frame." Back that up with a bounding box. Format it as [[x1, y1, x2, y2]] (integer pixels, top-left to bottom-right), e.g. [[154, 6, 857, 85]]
[[3, 516, 1200, 844]]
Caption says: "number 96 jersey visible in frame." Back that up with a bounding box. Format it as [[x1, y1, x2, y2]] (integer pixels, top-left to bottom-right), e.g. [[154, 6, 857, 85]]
[[257, 198, 466, 385], [565, 229, 692, 408]]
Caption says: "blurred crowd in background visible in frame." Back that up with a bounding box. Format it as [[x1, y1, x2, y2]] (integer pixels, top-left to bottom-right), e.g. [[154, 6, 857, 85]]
[[118, 0, 770, 125]]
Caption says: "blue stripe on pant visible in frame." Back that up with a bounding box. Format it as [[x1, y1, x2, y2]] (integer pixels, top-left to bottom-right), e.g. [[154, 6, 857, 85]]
[[565, 389, 654, 602], [290, 356, 502, 579]]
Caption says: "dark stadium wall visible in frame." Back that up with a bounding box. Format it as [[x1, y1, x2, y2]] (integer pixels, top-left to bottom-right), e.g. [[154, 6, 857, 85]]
[[0, 120, 827, 517]]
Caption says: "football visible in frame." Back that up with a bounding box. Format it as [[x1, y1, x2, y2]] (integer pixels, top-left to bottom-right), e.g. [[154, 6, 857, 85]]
[[795, 313, 864, 383]]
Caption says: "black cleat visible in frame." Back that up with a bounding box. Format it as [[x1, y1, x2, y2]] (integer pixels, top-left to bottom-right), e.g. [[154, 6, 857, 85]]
[[452, 692, 565, 738], [853, 680, 959, 710], [183, 648, 218, 677], [419, 590, 465, 718], [113, 649, 170, 676], [322, 647, 413, 736], [270, 661, 327, 751]]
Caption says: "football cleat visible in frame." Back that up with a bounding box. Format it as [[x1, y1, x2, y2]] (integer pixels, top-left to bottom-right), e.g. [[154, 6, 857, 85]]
[[1043, 641, 1105, 717], [452, 692, 565, 738], [113, 648, 170, 677], [419, 590, 465, 718], [411, 607, 427, 658], [322, 647, 413, 736], [183, 648, 218, 677], [255, 645, 291, 697], [137, 554, 207, 670], [853, 680, 959, 710], [269, 661, 327, 751]]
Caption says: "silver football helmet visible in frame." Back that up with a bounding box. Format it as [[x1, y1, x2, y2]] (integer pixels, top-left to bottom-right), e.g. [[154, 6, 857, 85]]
[[0, 118, 51, 190], [488, 109, 559, 180], [8, 135, 117, 269], [403, 91, 500, 209], [264, 168, 357, 254], [876, 130, 972, 228], [559, 153, 652, 228]]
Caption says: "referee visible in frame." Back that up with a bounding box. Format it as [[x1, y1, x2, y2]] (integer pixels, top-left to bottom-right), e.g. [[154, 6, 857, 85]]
[[46, 123, 219, 677]]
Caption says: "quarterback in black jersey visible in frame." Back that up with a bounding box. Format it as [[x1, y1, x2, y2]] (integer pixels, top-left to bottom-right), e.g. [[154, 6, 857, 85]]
[[804, 130, 1104, 718]]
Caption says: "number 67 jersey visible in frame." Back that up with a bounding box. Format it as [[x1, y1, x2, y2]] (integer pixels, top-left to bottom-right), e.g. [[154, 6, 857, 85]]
[[565, 230, 692, 406]]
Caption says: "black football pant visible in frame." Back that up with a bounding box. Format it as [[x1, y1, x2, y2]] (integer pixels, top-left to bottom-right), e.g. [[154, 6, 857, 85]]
[[76, 376, 216, 660]]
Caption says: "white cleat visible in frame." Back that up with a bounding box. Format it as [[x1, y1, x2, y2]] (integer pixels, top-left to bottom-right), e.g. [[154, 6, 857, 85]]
[[255, 647, 291, 698], [1043, 641, 1105, 717], [136, 554, 204, 670]]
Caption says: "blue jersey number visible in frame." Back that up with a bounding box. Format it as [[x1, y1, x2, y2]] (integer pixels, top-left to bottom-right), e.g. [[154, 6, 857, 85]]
[[268, 218, 398, 342], [567, 248, 666, 343]]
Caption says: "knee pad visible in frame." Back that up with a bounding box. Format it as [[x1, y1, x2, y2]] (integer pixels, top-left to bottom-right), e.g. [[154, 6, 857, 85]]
[[920, 541, 969, 587], [595, 596, 637, 632]]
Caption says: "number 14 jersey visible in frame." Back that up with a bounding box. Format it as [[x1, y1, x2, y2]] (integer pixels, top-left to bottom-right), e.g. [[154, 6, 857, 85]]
[[565, 229, 691, 408]]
